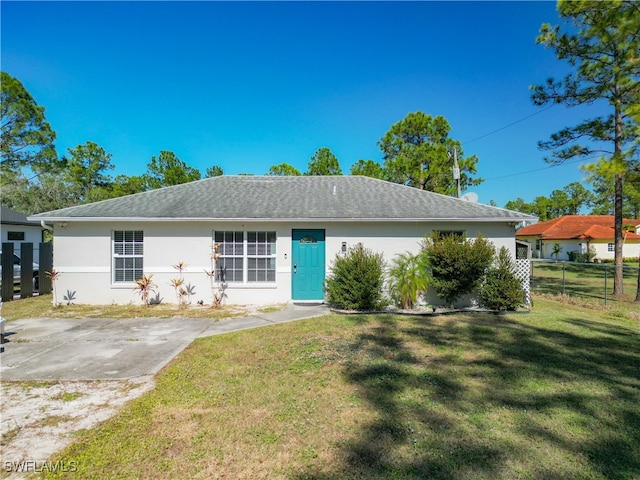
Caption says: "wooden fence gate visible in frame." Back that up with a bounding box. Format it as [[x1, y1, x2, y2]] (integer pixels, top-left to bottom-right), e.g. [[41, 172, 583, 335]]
[[1, 242, 53, 302]]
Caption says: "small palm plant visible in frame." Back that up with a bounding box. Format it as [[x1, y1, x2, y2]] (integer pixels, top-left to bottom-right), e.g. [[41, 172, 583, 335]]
[[170, 277, 186, 305], [133, 274, 157, 306], [388, 252, 430, 310], [46, 269, 61, 306], [205, 243, 227, 306], [171, 262, 191, 305], [552, 243, 562, 263]]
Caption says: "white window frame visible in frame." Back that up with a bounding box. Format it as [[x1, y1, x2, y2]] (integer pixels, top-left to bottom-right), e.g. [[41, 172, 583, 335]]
[[112, 230, 144, 283], [214, 231, 276, 284]]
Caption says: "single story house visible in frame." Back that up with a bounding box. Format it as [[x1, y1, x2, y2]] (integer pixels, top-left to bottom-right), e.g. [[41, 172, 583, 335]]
[[516, 215, 640, 261], [1, 206, 50, 258], [29, 176, 535, 306]]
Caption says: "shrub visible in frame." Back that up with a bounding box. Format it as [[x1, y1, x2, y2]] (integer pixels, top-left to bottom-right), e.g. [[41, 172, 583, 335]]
[[577, 246, 597, 263], [388, 251, 430, 309], [422, 233, 494, 306], [325, 243, 386, 311], [480, 247, 523, 311]]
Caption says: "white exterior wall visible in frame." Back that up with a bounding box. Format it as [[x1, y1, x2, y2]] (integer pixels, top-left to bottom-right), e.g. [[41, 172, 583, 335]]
[[518, 236, 640, 261], [52, 220, 518, 306], [1, 224, 44, 257]]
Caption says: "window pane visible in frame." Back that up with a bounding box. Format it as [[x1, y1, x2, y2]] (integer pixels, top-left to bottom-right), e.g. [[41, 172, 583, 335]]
[[113, 230, 143, 283]]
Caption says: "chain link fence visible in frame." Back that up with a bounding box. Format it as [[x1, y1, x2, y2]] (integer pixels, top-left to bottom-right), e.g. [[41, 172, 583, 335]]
[[530, 260, 640, 306]]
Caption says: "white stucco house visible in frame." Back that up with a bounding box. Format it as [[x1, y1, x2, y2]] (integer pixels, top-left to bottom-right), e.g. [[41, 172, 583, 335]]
[[516, 215, 640, 261], [29, 176, 535, 306], [1, 206, 49, 257]]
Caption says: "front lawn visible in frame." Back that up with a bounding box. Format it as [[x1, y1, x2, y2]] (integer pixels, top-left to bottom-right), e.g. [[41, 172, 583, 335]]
[[0, 294, 254, 321], [40, 296, 639, 479]]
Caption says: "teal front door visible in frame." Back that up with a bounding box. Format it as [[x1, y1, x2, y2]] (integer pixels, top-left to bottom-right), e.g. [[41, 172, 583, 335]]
[[292, 229, 326, 301]]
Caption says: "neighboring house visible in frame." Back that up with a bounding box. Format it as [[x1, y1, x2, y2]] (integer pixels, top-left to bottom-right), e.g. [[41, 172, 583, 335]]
[[516, 215, 640, 261], [29, 176, 535, 306], [1, 206, 49, 258]]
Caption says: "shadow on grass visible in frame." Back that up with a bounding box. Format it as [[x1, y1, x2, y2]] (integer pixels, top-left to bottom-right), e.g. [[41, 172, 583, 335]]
[[295, 312, 640, 480]]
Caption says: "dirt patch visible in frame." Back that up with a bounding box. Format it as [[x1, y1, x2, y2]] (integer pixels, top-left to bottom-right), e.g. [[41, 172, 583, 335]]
[[1, 376, 154, 474]]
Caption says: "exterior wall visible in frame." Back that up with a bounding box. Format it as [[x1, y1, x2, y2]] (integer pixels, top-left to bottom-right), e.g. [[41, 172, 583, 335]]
[[590, 240, 640, 261], [516, 235, 640, 261], [52, 220, 518, 306], [0, 224, 44, 257]]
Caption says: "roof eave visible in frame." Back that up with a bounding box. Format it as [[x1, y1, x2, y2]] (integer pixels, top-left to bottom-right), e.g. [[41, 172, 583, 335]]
[[29, 216, 534, 223]]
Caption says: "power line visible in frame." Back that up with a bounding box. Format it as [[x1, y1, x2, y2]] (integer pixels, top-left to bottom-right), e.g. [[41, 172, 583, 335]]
[[482, 156, 598, 182], [461, 104, 556, 146]]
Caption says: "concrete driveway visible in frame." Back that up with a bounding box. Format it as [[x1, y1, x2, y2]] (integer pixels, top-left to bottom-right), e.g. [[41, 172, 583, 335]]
[[0, 304, 329, 381]]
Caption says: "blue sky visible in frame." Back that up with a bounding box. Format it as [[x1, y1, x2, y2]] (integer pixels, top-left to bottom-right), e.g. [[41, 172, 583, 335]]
[[1, 1, 604, 207]]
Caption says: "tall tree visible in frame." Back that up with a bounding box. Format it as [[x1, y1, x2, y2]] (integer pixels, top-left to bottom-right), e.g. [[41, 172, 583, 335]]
[[1, 72, 59, 175], [144, 150, 201, 189], [306, 148, 342, 176], [62, 141, 114, 203], [563, 181, 594, 214], [531, 0, 640, 295], [378, 111, 482, 195], [205, 165, 224, 177], [109, 174, 147, 198], [266, 163, 301, 176], [349, 159, 387, 180], [504, 198, 534, 215]]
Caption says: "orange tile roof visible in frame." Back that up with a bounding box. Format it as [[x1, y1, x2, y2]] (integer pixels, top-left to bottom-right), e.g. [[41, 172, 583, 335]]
[[516, 215, 640, 241]]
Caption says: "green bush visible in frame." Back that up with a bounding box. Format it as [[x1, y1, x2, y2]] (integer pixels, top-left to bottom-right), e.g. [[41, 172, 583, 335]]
[[577, 246, 597, 263], [388, 251, 430, 309], [480, 247, 523, 311], [423, 233, 494, 306], [325, 243, 386, 311]]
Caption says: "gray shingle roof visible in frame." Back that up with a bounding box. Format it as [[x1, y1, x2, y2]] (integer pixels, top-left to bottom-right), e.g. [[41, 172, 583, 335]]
[[28, 176, 535, 222], [2, 206, 43, 226]]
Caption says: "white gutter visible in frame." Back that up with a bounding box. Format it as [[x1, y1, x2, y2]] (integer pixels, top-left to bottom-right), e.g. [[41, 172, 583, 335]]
[[40, 220, 54, 231]]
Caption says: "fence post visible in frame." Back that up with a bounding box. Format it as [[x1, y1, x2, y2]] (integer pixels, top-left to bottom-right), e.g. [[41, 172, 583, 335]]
[[562, 262, 566, 296], [20, 243, 34, 299], [1, 243, 14, 302], [604, 265, 608, 307], [39, 242, 53, 294]]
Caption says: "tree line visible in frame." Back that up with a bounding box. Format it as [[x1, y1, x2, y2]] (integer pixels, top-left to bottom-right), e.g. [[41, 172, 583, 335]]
[[0, 73, 482, 214]]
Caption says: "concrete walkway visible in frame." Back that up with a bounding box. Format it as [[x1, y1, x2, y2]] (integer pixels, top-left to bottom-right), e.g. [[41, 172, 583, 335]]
[[0, 303, 329, 381]]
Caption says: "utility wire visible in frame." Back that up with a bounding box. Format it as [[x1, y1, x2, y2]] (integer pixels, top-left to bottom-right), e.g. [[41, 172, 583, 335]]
[[482, 154, 606, 182], [461, 104, 556, 146]]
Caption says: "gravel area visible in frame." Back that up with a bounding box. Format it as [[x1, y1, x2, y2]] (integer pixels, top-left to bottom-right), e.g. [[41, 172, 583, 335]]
[[1, 376, 154, 477]]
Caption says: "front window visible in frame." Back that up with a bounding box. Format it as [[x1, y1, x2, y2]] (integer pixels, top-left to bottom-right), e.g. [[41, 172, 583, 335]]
[[607, 243, 614, 252], [214, 231, 244, 282], [214, 231, 276, 283], [7, 231, 25, 241], [113, 230, 143, 282]]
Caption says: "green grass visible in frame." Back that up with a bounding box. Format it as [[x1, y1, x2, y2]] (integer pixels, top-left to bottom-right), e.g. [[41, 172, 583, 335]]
[[35, 296, 639, 480], [531, 261, 639, 305]]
